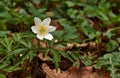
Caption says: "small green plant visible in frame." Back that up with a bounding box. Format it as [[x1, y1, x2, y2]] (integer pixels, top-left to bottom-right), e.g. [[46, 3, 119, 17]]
[[0, 33, 37, 72], [94, 52, 120, 78], [80, 52, 96, 66]]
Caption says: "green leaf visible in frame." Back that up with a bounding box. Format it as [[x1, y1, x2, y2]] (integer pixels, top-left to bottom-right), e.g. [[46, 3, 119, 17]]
[[67, 9, 78, 18], [3, 66, 22, 72], [50, 49, 60, 70], [65, 1, 75, 7], [0, 21, 7, 30], [0, 63, 9, 69], [68, 51, 79, 60], [53, 31, 64, 40], [103, 32, 115, 38], [0, 37, 13, 52], [10, 48, 27, 56], [12, 33, 22, 41], [58, 50, 73, 62], [84, 60, 92, 66], [20, 40, 32, 49], [64, 25, 77, 34], [106, 40, 117, 52], [28, 51, 36, 62], [15, 51, 29, 66], [94, 60, 108, 69], [64, 33, 78, 41], [0, 73, 6, 78], [0, 31, 10, 37]]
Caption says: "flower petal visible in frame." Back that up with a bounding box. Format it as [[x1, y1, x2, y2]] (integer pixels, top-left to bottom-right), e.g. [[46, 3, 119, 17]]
[[44, 33, 53, 40], [31, 26, 38, 33], [48, 26, 56, 32], [41, 18, 51, 26], [34, 17, 41, 26], [37, 34, 44, 40]]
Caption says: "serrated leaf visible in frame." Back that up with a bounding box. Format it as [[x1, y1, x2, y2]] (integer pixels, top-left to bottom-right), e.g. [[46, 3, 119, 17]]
[[58, 50, 73, 62], [28, 51, 36, 62], [0, 37, 13, 52], [3, 66, 22, 72], [15, 51, 29, 66], [50, 49, 60, 70], [10, 48, 27, 56]]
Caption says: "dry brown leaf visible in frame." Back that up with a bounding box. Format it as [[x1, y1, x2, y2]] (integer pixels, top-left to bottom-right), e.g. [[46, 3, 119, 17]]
[[88, 19, 94, 26], [52, 45, 66, 51], [7, 32, 13, 38], [66, 43, 74, 49], [42, 63, 110, 78], [46, 11, 54, 17], [81, 66, 110, 78], [38, 52, 48, 61], [32, 39, 47, 48], [42, 63, 60, 78], [75, 43, 88, 48], [40, 41, 47, 48], [51, 20, 63, 30], [15, 6, 21, 12], [34, 2, 40, 8], [58, 66, 110, 78], [89, 41, 96, 47], [57, 67, 81, 78], [32, 38, 38, 47]]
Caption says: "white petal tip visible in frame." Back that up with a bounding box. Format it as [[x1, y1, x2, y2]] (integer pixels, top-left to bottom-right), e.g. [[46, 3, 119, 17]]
[[48, 26, 56, 32], [44, 33, 53, 40], [34, 17, 39, 20], [31, 26, 38, 33], [37, 34, 44, 40]]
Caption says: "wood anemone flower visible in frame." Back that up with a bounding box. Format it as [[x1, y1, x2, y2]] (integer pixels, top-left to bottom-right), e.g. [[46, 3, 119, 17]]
[[31, 17, 56, 40]]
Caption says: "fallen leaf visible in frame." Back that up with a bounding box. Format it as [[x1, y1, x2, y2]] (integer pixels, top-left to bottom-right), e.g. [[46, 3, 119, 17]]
[[88, 19, 94, 26], [38, 52, 48, 61], [42, 62, 110, 78], [75, 43, 88, 48], [57, 67, 81, 78], [32, 39, 47, 48], [15, 6, 21, 12], [66, 43, 74, 49], [42, 63, 61, 78]]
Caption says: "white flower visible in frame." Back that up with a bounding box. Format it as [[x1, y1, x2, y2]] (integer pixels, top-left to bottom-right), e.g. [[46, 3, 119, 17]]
[[31, 17, 56, 40]]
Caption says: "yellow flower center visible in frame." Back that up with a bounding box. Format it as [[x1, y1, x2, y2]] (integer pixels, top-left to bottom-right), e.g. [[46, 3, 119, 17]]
[[37, 26, 48, 35]]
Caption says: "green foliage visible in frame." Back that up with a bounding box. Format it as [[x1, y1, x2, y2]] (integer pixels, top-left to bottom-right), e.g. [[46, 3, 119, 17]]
[[80, 52, 96, 66], [0, 0, 47, 31], [0, 21, 7, 30], [0, 33, 37, 72], [53, 19, 80, 42], [0, 31, 10, 37], [94, 52, 120, 78], [106, 40, 117, 52], [0, 73, 6, 78], [25, 2, 47, 18], [0, 0, 120, 78], [50, 49, 61, 70]]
